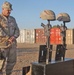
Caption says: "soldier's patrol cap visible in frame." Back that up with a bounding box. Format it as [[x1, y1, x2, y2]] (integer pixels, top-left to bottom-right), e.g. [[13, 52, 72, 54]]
[[2, 1, 13, 10]]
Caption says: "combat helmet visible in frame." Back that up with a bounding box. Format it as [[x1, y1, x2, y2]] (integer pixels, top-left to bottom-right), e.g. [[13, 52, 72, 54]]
[[56, 13, 70, 22], [40, 10, 56, 21]]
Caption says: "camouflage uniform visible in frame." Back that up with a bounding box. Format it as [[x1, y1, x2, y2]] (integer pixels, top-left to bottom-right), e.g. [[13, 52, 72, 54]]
[[0, 5, 20, 75]]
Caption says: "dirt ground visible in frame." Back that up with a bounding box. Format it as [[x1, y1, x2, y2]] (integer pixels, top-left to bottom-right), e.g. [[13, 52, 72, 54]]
[[2, 43, 74, 75]]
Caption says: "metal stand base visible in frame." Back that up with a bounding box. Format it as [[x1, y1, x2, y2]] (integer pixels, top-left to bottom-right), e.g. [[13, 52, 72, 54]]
[[31, 58, 74, 75]]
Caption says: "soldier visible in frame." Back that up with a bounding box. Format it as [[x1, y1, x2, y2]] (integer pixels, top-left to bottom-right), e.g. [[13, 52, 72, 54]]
[[0, 1, 20, 75]]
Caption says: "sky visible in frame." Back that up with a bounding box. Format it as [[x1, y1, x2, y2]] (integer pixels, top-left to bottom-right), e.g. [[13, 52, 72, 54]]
[[0, 0, 74, 29]]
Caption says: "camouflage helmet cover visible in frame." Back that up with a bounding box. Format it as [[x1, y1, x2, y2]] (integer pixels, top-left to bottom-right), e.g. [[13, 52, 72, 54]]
[[56, 13, 70, 22], [40, 10, 56, 21]]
